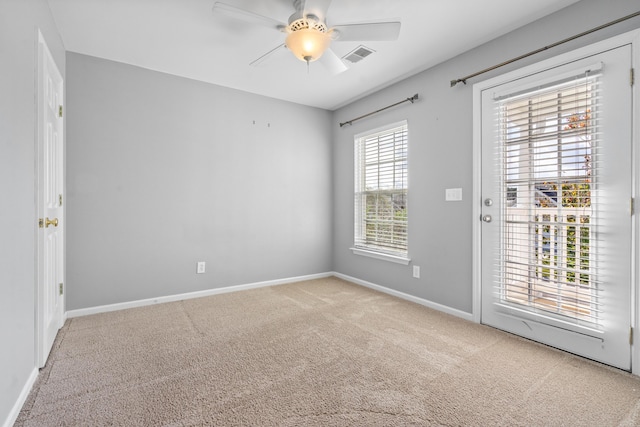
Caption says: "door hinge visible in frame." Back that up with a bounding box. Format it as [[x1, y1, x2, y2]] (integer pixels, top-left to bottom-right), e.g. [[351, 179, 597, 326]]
[[59, 283, 63, 296], [58, 105, 63, 118], [38, 218, 44, 228], [631, 198, 635, 216], [632, 68, 635, 86], [630, 327, 634, 345], [59, 194, 63, 206]]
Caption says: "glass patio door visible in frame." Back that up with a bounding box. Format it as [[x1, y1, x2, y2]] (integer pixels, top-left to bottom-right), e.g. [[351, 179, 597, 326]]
[[480, 45, 632, 370]]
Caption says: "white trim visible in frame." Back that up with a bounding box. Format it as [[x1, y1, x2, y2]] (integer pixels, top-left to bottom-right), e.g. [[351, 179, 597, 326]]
[[3, 367, 38, 427], [350, 247, 411, 265], [66, 272, 334, 318], [632, 29, 640, 376], [471, 72, 483, 324], [472, 30, 638, 94], [334, 272, 474, 322], [66, 270, 472, 323], [353, 119, 408, 140]]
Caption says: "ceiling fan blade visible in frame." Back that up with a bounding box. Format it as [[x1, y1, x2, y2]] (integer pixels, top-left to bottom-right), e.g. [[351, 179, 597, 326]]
[[318, 48, 348, 75], [212, 2, 286, 31], [249, 44, 287, 67], [300, 0, 333, 22], [332, 21, 401, 41]]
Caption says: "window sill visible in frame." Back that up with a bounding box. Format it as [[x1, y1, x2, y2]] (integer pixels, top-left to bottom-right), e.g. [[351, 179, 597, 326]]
[[350, 248, 411, 265]]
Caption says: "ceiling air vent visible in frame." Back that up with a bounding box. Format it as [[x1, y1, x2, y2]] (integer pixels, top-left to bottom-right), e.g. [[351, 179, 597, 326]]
[[342, 45, 375, 64]]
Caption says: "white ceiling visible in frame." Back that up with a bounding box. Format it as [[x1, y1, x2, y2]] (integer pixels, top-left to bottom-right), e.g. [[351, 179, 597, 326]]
[[47, 0, 581, 110]]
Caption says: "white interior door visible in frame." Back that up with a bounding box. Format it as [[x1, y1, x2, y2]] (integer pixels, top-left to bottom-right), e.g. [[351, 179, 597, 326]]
[[480, 44, 632, 370], [37, 31, 65, 368]]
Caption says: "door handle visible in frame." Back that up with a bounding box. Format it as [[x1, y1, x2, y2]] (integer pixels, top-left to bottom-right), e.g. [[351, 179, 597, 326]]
[[45, 217, 59, 228], [482, 214, 492, 223]]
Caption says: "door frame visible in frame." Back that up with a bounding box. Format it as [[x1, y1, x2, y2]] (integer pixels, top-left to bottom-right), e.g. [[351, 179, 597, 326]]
[[35, 29, 65, 368], [472, 29, 640, 374]]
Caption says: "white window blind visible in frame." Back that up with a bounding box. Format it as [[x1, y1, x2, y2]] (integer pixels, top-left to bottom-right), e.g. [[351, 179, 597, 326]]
[[497, 70, 601, 324], [354, 121, 408, 257]]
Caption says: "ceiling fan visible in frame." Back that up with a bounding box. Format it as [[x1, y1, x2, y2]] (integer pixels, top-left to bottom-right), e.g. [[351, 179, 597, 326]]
[[212, 0, 401, 73]]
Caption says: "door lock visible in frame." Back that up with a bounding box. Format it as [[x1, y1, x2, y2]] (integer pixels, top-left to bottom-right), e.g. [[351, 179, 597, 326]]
[[484, 198, 493, 207]]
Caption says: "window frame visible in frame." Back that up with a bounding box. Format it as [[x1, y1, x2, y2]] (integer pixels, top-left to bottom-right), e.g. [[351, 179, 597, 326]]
[[351, 120, 410, 265]]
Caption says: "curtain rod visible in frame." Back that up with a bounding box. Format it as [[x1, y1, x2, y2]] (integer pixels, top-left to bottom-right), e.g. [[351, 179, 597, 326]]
[[340, 94, 419, 127], [450, 10, 640, 87]]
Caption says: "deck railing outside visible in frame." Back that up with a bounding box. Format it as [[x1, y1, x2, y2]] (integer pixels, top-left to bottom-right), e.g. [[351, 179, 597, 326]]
[[503, 207, 594, 321]]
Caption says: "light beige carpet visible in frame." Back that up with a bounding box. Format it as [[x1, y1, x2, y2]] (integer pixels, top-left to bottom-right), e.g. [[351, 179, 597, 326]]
[[16, 277, 640, 426]]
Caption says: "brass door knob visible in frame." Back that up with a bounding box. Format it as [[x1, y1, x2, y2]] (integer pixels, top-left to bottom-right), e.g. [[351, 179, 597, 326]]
[[45, 217, 59, 228]]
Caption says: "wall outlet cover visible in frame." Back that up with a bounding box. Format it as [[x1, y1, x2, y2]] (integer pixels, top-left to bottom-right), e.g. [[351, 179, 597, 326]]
[[196, 261, 206, 274]]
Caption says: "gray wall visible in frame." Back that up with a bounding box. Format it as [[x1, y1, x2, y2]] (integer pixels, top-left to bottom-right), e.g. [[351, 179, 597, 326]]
[[3, 0, 640, 423], [0, 0, 65, 424], [65, 53, 333, 310], [332, 0, 640, 314]]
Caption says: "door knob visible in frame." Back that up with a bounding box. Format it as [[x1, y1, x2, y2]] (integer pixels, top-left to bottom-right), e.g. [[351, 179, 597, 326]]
[[45, 217, 58, 228], [482, 214, 492, 223]]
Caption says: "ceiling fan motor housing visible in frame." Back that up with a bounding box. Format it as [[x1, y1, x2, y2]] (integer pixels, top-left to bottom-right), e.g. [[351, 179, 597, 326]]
[[289, 18, 327, 33]]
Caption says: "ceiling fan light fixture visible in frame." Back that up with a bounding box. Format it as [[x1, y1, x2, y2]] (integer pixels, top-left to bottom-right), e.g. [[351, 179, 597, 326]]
[[285, 28, 331, 63]]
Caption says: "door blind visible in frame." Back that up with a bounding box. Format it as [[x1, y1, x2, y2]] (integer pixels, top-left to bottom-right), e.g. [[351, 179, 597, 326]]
[[497, 71, 601, 325]]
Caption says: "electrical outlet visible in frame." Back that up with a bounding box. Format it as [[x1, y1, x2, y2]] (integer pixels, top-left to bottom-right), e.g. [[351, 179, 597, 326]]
[[196, 261, 206, 274], [413, 265, 420, 279]]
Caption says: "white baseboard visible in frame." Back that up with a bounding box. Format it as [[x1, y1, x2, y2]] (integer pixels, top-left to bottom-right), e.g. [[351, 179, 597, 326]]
[[66, 271, 473, 323], [66, 272, 334, 318], [3, 367, 38, 427], [334, 272, 475, 322]]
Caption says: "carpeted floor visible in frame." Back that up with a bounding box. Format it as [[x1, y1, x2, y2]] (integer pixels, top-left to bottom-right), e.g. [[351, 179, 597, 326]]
[[16, 277, 640, 426]]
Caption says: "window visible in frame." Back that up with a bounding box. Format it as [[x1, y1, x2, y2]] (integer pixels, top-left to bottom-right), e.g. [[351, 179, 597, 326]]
[[499, 71, 598, 322], [353, 121, 408, 262]]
